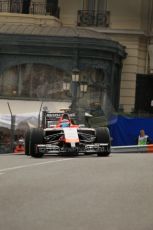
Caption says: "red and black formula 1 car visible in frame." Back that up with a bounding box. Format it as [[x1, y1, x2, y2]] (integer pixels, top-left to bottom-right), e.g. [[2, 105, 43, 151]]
[[25, 112, 111, 157]]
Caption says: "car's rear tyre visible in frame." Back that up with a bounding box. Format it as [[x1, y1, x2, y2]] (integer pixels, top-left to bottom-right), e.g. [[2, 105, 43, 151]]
[[29, 128, 44, 158], [25, 129, 31, 155], [96, 127, 111, 157]]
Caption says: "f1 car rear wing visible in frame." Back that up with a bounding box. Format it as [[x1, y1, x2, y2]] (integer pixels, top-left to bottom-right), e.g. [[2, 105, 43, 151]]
[[42, 112, 76, 128]]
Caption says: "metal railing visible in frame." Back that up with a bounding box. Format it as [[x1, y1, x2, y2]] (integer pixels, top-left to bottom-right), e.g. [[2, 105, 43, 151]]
[[31, 3, 59, 17], [111, 144, 153, 153], [77, 10, 110, 27], [0, 1, 60, 17], [0, 0, 10, 12]]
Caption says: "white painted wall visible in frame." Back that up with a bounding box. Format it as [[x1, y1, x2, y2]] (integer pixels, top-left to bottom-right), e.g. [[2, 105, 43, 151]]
[[0, 99, 70, 115]]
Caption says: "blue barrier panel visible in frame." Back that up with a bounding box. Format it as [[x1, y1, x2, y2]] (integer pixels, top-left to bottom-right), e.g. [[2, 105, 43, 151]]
[[109, 115, 153, 146]]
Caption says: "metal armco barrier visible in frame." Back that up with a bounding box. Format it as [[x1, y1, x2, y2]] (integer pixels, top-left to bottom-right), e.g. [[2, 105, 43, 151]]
[[111, 144, 153, 153]]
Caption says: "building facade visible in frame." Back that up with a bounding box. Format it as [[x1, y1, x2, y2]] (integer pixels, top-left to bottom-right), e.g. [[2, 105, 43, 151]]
[[0, 0, 152, 118]]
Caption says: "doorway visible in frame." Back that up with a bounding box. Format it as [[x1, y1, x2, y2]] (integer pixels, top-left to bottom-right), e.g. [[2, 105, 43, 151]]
[[22, 0, 31, 14], [135, 74, 153, 114]]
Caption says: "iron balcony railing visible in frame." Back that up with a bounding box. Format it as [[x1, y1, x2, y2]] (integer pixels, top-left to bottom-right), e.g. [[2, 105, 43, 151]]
[[31, 2, 59, 17], [0, 1, 59, 17], [77, 10, 110, 27]]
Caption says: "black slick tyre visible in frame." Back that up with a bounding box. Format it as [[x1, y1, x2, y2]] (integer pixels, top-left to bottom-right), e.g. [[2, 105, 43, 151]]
[[25, 129, 31, 155], [96, 127, 111, 157], [29, 128, 44, 158]]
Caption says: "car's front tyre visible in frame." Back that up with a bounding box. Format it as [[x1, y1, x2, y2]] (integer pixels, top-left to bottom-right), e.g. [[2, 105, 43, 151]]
[[96, 127, 111, 157], [29, 128, 44, 158]]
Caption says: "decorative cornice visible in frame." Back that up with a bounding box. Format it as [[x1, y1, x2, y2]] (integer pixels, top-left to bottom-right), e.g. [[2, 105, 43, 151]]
[[83, 27, 146, 36]]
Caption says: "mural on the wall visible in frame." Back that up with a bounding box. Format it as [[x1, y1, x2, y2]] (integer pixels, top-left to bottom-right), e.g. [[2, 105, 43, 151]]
[[0, 63, 107, 120], [0, 64, 71, 101], [20, 64, 67, 99]]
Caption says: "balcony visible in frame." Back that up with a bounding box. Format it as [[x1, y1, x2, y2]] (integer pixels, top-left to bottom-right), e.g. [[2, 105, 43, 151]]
[[0, 0, 60, 18], [77, 10, 109, 27]]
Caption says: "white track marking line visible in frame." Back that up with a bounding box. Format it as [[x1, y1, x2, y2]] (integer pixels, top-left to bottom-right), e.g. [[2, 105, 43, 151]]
[[0, 172, 5, 175], [0, 158, 73, 173]]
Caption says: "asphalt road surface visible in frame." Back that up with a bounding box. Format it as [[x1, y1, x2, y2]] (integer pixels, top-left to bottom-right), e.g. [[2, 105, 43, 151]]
[[0, 153, 153, 230]]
